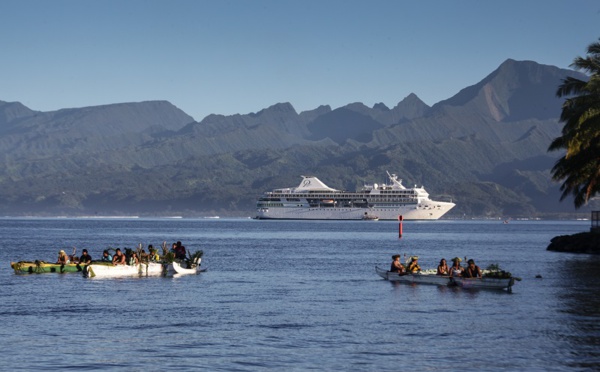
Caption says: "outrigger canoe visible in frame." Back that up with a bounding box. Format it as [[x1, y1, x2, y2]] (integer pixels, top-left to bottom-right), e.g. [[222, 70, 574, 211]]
[[11, 261, 85, 274], [375, 266, 516, 292], [83, 262, 165, 278]]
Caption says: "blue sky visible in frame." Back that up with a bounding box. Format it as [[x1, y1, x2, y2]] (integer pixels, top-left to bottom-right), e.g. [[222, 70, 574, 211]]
[[1, 0, 599, 121]]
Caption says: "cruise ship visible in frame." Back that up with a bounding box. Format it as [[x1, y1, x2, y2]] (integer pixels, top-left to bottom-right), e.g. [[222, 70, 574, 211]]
[[255, 172, 455, 220]]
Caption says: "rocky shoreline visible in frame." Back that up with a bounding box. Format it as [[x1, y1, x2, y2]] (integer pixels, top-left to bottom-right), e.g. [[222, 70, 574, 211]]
[[547, 231, 600, 254]]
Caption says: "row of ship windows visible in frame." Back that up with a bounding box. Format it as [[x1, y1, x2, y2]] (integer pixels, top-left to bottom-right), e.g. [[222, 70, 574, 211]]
[[257, 203, 428, 208], [260, 198, 418, 203], [267, 193, 417, 199]]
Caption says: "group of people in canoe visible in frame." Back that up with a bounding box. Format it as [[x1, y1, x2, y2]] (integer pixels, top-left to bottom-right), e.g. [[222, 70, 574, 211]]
[[57, 249, 93, 265], [390, 255, 482, 278], [56, 241, 187, 266]]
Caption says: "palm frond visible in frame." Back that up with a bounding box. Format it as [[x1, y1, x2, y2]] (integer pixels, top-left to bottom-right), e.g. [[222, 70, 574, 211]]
[[549, 39, 600, 209]]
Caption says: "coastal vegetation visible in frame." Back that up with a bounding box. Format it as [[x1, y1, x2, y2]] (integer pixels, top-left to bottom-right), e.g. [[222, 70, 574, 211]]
[[547, 37, 600, 254], [549, 38, 600, 208]]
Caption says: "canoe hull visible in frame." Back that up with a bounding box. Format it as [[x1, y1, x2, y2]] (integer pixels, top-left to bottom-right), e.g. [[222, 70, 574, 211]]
[[84, 262, 165, 278], [452, 276, 515, 290], [11, 261, 84, 274], [375, 266, 451, 286]]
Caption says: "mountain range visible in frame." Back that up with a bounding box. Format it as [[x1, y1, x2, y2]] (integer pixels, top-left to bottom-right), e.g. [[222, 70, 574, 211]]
[[0, 58, 596, 218]]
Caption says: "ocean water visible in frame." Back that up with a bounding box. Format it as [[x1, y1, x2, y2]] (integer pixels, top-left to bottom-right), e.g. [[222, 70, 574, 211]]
[[1, 218, 599, 371]]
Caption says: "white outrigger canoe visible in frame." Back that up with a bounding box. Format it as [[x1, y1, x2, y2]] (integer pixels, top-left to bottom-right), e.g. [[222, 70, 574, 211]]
[[84, 262, 165, 278], [375, 266, 516, 292]]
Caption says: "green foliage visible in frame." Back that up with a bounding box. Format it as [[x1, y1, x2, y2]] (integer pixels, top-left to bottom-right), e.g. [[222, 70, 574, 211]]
[[184, 250, 203, 269], [163, 252, 176, 264], [160, 249, 202, 268], [549, 38, 600, 208], [486, 263, 500, 271], [484, 263, 513, 279]]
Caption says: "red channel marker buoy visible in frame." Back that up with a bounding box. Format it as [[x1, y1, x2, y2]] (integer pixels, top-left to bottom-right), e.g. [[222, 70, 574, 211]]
[[398, 215, 403, 238]]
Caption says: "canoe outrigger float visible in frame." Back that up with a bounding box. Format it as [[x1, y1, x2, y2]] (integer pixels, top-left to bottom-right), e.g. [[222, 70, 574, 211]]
[[375, 266, 517, 292], [11, 261, 85, 274]]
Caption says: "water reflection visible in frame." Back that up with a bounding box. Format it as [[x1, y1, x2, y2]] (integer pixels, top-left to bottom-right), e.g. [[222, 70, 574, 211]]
[[557, 256, 600, 369], [387, 280, 512, 299]]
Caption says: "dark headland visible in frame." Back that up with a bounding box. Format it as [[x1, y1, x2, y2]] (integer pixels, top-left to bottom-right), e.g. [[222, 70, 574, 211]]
[[547, 231, 600, 254]]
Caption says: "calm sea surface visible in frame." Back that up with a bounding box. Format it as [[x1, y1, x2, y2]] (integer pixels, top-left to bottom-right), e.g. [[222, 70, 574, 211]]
[[1, 218, 599, 371]]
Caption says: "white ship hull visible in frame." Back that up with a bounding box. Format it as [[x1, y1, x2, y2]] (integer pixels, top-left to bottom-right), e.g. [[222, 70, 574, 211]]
[[256, 202, 454, 220], [255, 172, 455, 221]]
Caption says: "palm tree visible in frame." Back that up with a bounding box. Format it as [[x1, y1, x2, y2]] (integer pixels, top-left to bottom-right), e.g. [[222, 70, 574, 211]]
[[548, 38, 600, 208]]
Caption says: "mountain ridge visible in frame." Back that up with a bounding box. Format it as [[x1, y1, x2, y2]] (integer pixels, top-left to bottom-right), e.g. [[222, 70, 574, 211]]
[[0, 58, 594, 217]]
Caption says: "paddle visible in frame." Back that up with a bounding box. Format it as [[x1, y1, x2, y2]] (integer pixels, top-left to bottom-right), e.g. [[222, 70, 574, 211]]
[[136, 243, 148, 275]]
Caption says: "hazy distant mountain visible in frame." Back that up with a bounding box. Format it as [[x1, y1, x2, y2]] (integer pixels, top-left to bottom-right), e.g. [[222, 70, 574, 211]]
[[341, 94, 431, 125], [0, 101, 38, 126], [307, 107, 384, 144], [0, 59, 594, 218], [0, 100, 194, 163], [432, 58, 567, 122]]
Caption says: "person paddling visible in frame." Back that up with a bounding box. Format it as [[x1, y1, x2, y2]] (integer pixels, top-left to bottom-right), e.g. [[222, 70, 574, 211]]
[[79, 249, 92, 264], [174, 241, 186, 260], [101, 250, 112, 262], [57, 250, 69, 264], [450, 257, 464, 277], [390, 254, 405, 274], [112, 248, 126, 265], [437, 258, 449, 275], [407, 256, 421, 273], [463, 259, 482, 278], [147, 245, 160, 262]]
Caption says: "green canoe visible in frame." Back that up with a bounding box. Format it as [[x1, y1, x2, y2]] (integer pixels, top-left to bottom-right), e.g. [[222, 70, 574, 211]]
[[10, 261, 86, 274]]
